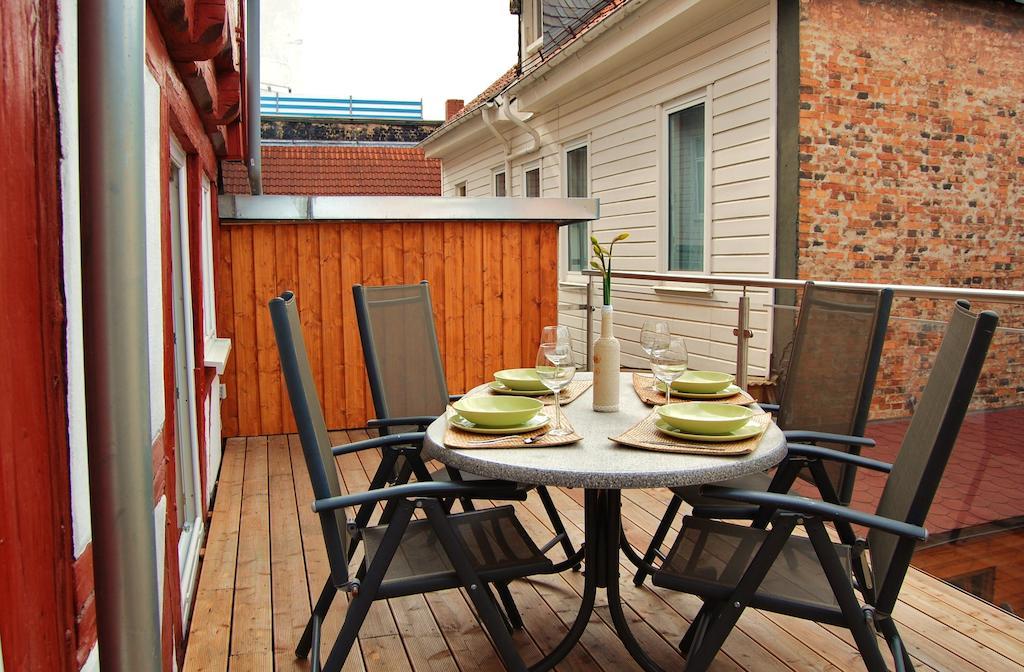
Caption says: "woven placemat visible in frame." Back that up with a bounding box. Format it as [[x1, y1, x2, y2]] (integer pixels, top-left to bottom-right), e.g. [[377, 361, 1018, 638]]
[[444, 407, 582, 449], [632, 373, 756, 406], [483, 379, 593, 406], [610, 409, 771, 456]]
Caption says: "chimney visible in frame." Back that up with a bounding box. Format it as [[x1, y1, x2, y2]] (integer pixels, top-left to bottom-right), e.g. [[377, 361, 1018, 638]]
[[445, 99, 465, 121]]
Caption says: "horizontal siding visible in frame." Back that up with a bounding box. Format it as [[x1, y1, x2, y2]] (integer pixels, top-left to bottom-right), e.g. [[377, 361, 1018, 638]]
[[437, 0, 774, 376]]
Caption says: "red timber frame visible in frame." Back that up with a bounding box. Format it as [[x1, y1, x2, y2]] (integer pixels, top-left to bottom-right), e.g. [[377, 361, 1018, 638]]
[[0, 0, 77, 669], [0, 0, 243, 665]]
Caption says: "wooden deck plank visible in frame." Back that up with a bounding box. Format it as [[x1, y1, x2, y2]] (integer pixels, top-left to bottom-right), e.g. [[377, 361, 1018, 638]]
[[267, 435, 311, 665], [186, 433, 1024, 672], [183, 439, 246, 672], [229, 437, 273, 662]]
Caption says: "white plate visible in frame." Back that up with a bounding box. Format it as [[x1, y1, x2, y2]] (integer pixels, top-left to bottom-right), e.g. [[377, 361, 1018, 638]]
[[488, 381, 552, 397], [654, 417, 764, 443], [655, 381, 744, 400], [449, 413, 551, 435]]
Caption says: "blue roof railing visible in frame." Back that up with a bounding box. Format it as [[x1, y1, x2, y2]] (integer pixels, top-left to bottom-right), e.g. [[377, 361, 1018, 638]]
[[260, 94, 423, 120]]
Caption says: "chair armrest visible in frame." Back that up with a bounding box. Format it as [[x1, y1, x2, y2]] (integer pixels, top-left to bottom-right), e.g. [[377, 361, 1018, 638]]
[[698, 486, 927, 541], [331, 432, 425, 456], [313, 480, 521, 513], [366, 416, 439, 430], [783, 430, 876, 449], [786, 443, 892, 473], [449, 394, 463, 402], [758, 403, 780, 413]]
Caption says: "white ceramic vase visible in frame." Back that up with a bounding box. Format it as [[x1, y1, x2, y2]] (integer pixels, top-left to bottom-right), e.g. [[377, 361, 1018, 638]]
[[592, 305, 621, 412]]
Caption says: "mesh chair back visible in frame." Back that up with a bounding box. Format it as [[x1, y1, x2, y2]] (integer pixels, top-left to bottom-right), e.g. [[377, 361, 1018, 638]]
[[868, 300, 997, 611], [353, 282, 450, 431], [269, 291, 351, 587], [777, 283, 893, 502]]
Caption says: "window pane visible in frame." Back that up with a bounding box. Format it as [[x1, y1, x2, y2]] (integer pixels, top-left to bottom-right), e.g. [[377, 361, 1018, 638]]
[[494, 171, 506, 197], [566, 146, 588, 271], [668, 103, 705, 271], [525, 167, 540, 197]]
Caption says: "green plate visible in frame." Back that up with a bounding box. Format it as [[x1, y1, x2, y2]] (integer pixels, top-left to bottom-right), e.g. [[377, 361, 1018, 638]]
[[493, 368, 549, 392], [488, 381, 551, 397], [449, 413, 550, 435], [655, 381, 744, 400], [671, 370, 735, 394], [654, 417, 764, 443]]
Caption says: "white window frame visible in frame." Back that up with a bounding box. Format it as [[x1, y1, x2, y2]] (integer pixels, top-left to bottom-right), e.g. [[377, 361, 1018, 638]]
[[561, 137, 590, 281], [658, 86, 712, 277], [522, 160, 541, 198], [200, 176, 216, 342], [524, 0, 544, 54], [492, 166, 507, 197]]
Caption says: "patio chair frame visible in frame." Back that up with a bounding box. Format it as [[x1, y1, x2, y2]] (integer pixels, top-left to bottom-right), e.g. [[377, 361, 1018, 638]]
[[634, 283, 893, 586], [270, 291, 578, 672], [653, 300, 998, 672], [352, 282, 579, 568]]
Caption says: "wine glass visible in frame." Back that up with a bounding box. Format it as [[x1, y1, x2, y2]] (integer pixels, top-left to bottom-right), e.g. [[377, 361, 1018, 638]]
[[540, 325, 572, 363], [536, 342, 577, 436], [640, 319, 671, 358], [650, 337, 688, 405]]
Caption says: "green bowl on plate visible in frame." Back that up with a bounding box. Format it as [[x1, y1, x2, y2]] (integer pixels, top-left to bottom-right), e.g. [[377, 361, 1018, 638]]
[[656, 402, 755, 435], [493, 368, 548, 392], [670, 371, 735, 394], [452, 396, 544, 428]]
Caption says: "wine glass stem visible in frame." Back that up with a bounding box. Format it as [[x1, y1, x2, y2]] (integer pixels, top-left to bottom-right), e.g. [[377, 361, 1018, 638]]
[[553, 390, 562, 429], [665, 385, 671, 406]]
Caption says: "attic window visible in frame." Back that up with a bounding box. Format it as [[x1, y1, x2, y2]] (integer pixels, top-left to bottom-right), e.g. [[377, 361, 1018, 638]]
[[525, 0, 543, 48]]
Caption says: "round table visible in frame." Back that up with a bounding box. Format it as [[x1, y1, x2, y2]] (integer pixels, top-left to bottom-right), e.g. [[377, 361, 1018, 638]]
[[423, 372, 787, 672]]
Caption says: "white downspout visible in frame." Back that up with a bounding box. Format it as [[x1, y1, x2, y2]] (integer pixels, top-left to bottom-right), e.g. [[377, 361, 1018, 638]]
[[481, 95, 540, 196]]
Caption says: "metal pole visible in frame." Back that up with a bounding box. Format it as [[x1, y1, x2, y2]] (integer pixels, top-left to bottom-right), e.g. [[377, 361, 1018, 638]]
[[246, 0, 263, 195], [735, 293, 751, 390], [79, 0, 163, 668], [586, 275, 594, 371]]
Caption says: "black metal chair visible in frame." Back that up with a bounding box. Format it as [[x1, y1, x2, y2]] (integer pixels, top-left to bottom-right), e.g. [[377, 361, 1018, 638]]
[[649, 300, 997, 672], [270, 291, 558, 672], [352, 282, 579, 565], [634, 283, 893, 585]]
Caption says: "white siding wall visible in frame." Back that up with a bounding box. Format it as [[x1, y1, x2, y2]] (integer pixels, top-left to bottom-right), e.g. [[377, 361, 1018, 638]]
[[435, 0, 775, 376]]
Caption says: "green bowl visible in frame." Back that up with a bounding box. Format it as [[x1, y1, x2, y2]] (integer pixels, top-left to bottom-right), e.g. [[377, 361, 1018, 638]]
[[656, 402, 755, 435], [671, 371, 735, 394], [452, 396, 544, 428], [493, 368, 548, 392]]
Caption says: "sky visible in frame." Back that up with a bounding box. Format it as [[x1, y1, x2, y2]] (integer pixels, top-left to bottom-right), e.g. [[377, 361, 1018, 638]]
[[261, 0, 520, 121]]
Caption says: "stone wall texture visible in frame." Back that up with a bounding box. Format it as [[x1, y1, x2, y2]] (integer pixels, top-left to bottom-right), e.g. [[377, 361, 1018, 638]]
[[798, 0, 1024, 418]]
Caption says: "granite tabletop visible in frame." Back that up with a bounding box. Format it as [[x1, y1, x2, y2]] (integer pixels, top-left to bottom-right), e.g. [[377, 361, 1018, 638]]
[[423, 372, 787, 489]]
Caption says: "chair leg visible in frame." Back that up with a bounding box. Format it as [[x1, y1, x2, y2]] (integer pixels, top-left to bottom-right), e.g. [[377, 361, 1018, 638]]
[[493, 582, 524, 630], [804, 519, 889, 672], [634, 493, 683, 586], [679, 601, 713, 655], [421, 500, 528, 672], [347, 450, 401, 557], [297, 578, 337, 658], [322, 502, 416, 672], [537, 485, 580, 569], [878, 615, 915, 672]]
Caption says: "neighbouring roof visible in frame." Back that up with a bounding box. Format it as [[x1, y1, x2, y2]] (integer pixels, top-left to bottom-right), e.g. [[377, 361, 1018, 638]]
[[221, 145, 441, 196], [427, 0, 631, 139]]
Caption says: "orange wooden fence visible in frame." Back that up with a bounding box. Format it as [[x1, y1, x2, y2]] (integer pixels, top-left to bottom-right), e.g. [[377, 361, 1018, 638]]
[[216, 220, 561, 437]]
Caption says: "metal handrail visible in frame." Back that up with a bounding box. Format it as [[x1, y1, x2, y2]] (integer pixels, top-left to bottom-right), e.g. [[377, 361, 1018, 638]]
[[580, 269, 1024, 304], [580, 269, 1023, 388]]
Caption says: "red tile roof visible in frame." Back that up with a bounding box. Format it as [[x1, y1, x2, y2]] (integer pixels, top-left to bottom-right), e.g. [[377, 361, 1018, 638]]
[[221, 145, 440, 196]]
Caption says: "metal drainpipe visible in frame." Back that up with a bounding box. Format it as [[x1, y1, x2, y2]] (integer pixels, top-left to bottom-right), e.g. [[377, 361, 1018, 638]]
[[246, 0, 263, 194], [79, 0, 163, 668]]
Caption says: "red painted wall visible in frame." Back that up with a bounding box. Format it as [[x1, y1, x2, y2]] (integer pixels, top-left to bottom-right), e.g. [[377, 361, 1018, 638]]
[[0, 0, 78, 669]]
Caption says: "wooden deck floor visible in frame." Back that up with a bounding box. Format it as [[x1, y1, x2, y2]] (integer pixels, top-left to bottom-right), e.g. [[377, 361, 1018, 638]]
[[183, 434, 1024, 672]]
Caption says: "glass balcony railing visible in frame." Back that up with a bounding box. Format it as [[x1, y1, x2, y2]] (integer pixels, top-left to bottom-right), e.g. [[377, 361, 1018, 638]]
[[574, 270, 1024, 616]]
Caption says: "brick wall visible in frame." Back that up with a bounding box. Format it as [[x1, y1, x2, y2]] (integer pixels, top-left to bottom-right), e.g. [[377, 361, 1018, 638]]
[[797, 0, 1024, 418]]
